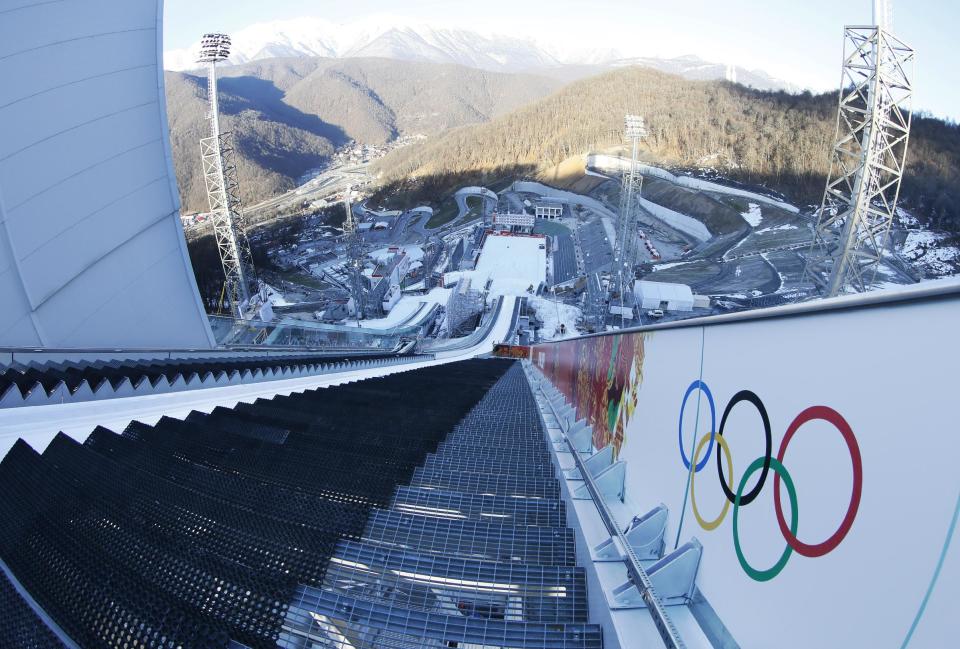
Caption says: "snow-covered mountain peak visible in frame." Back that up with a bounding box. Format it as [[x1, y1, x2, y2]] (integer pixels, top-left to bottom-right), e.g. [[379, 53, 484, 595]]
[[163, 16, 798, 92]]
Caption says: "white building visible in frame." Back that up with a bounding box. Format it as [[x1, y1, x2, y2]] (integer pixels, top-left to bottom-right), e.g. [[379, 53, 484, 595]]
[[633, 280, 695, 312], [492, 212, 535, 233], [535, 200, 564, 220]]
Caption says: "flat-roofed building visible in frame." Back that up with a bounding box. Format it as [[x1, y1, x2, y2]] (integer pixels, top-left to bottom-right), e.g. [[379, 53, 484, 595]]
[[535, 200, 564, 220]]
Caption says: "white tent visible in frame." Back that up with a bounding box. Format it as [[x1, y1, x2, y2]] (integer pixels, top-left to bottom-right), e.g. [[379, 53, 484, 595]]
[[633, 281, 694, 312]]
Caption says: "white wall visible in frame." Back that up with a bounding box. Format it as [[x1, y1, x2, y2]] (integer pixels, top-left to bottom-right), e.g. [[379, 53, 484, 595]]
[[587, 155, 801, 214], [0, 0, 215, 349], [533, 285, 960, 647]]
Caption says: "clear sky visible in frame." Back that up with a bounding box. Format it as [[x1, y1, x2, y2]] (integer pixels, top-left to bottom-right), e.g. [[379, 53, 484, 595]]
[[164, 0, 958, 120]]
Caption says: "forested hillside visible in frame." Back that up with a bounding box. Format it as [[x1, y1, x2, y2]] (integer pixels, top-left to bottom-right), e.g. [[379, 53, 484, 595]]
[[165, 57, 561, 212], [374, 66, 960, 231]]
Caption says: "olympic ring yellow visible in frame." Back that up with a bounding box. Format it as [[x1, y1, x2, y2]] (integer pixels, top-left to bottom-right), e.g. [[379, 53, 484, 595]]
[[691, 431, 734, 531]]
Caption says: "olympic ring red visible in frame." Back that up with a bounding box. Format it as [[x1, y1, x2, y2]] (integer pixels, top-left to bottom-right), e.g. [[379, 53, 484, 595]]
[[773, 405, 863, 558]]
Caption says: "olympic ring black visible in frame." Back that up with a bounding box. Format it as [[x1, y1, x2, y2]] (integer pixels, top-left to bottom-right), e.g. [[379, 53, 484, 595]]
[[717, 390, 772, 506]]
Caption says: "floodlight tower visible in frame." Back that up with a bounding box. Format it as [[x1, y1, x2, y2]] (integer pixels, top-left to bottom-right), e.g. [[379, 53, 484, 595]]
[[342, 187, 368, 320], [802, 1, 913, 297], [612, 115, 648, 312], [198, 33, 256, 317]]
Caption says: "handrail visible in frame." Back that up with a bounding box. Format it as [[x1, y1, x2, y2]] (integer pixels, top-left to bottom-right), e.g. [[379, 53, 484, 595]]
[[531, 365, 687, 649]]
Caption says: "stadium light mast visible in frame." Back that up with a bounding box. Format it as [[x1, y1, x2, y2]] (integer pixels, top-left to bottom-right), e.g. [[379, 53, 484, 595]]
[[198, 33, 256, 317], [342, 186, 368, 320], [611, 114, 648, 317], [803, 0, 913, 297]]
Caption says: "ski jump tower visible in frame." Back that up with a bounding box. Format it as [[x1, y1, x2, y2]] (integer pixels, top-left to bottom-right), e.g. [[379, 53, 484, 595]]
[[342, 187, 368, 320], [612, 115, 648, 310], [198, 33, 256, 317], [803, 1, 914, 297]]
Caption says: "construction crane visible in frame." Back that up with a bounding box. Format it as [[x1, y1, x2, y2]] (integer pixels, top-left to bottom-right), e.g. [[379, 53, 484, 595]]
[[198, 33, 257, 318], [803, 0, 913, 297]]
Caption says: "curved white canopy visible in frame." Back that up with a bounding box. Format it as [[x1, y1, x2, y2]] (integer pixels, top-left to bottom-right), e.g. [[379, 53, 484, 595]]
[[0, 0, 214, 349]]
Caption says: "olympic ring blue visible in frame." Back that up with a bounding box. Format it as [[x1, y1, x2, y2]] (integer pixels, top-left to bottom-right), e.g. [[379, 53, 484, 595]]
[[679, 380, 716, 472]]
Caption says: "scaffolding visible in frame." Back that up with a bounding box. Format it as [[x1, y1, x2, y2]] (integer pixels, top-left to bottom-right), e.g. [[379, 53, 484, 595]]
[[446, 277, 484, 336]]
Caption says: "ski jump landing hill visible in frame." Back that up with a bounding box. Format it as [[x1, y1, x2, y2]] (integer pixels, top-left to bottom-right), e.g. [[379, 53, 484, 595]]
[[528, 279, 960, 648]]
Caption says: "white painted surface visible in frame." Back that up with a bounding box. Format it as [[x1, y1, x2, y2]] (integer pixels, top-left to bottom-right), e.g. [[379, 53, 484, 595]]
[[634, 280, 695, 311], [638, 196, 712, 242], [587, 155, 801, 214], [533, 288, 960, 647], [0, 0, 214, 348]]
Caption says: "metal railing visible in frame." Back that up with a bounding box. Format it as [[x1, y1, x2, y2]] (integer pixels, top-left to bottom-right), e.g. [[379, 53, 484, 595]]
[[209, 305, 439, 349], [531, 364, 687, 649]]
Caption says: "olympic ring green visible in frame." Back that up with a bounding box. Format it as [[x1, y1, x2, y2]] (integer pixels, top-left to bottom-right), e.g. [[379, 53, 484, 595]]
[[732, 456, 798, 582]]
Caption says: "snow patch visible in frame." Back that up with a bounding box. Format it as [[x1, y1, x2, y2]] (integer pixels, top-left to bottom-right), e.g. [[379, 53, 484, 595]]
[[741, 203, 763, 227], [901, 229, 960, 277], [755, 224, 799, 233], [444, 234, 547, 297], [527, 296, 581, 341]]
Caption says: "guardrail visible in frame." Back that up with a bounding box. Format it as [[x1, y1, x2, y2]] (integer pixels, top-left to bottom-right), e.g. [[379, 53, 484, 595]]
[[529, 364, 687, 649]]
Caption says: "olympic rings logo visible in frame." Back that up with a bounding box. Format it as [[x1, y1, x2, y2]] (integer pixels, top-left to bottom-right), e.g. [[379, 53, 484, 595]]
[[678, 380, 863, 581]]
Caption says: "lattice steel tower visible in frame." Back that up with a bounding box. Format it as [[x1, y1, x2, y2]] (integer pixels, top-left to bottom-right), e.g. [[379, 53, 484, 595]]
[[803, 2, 913, 297], [612, 115, 648, 307], [342, 187, 368, 320], [198, 33, 256, 317]]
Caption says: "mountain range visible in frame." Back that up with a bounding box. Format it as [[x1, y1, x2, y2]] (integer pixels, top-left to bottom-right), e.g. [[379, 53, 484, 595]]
[[164, 17, 796, 92], [165, 57, 561, 212], [372, 65, 960, 232]]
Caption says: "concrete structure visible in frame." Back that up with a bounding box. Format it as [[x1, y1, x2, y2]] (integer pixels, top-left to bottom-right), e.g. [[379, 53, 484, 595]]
[[0, 0, 215, 349], [633, 280, 694, 312]]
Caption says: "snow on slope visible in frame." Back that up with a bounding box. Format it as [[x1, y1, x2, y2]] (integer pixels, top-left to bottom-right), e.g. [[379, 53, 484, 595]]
[[164, 16, 561, 72], [901, 230, 960, 277], [445, 234, 547, 297], [527, 296, 581, 340], [741, 203, 763, 227], [163, 16, 796, 92]]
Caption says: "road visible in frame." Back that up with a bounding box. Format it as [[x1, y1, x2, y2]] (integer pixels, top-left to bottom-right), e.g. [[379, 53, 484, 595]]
[[553, 234, 577, 284], [578, 218, 614, 275]]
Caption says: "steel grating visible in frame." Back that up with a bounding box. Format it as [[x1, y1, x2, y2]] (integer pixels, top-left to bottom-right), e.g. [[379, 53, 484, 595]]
[[0, 359, 602, 648], [324, 539, 590, 623], [280, 586, 601, 649], [0, 566, 67, 649], [392, 486, 566, 527]]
